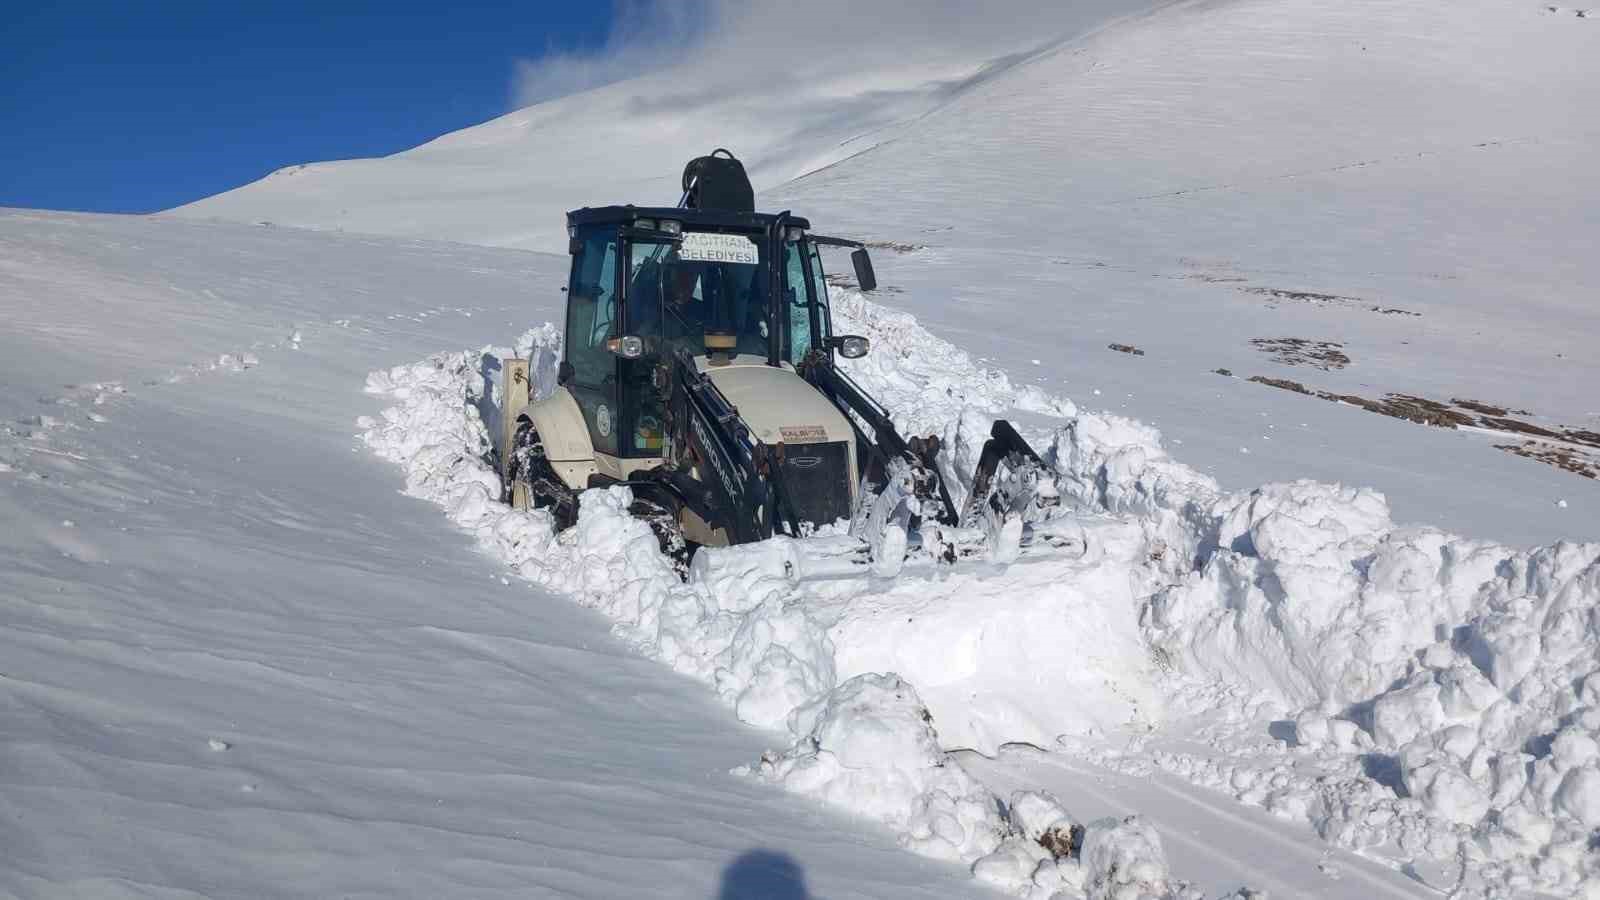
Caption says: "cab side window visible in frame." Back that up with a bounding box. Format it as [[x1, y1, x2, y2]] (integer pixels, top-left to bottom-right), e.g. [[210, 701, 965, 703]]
[[806, 242, 833, 343], [623, 242, 669, 456], [565, 225, 619, 455], [784, 242, 812, 361], [566, 227, 619, 388]]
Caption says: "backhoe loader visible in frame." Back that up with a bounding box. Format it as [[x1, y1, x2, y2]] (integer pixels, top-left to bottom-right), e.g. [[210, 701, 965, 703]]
[[501, 150, 1055, 577]]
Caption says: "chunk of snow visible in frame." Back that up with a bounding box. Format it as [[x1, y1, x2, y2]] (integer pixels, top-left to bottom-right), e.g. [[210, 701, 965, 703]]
[[1553, 767, 1600, 827], [1078, 815, 1177, 900], [749, 674, 1006, 863]]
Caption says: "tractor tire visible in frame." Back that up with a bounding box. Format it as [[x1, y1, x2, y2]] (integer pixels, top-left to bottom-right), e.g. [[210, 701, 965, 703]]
[[629, 494, 693, 578], [508, 418, 578, 529]]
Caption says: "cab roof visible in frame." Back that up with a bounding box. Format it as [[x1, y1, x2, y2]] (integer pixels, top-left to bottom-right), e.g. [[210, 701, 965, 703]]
[[566, 205, 812, 232]]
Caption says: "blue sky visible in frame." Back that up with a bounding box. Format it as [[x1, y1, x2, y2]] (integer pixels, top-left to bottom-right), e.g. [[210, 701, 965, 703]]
[[0, 2, 617, 213]]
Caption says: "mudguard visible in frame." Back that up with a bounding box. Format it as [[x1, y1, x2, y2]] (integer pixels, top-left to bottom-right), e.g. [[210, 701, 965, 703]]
[[515, 387, 598, 489]]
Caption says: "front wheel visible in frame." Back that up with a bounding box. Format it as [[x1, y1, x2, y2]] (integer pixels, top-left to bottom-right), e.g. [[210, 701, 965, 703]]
[[507, 418, 578, 529]]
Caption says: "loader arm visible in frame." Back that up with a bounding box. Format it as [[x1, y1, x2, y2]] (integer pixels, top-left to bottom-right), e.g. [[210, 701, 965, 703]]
[[654, 346, 805, 543], [801, 359, 960, 527], [804, 356, 1054, 532]]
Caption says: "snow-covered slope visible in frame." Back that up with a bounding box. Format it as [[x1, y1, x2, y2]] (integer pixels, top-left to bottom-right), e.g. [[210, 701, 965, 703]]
[[0, 211, 981, 899], [169, 0, 1600, 546], [771, 0, 1600, 544], [4, 198, 1594, 895], [2, 208, 1446, 900], [17, 0, 1597, 896]]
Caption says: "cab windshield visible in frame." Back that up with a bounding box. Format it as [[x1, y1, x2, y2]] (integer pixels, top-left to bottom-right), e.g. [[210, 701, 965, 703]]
[[629, 230, 772, 359]]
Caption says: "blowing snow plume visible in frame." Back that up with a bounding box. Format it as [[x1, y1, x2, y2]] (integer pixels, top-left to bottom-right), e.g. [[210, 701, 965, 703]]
[[509, 1, 711, 108], [504, 0, 1166, 191], [509, 0, 1153, 108], [172, 0, 1163, 249]]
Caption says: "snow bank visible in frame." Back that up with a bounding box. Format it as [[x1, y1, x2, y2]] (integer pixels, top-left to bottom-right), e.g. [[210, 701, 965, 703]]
[[359, 329, 1018, 873], [360, 286, 1599, 895], [357, 293, 1184, 764], [833, 279, 1600, 894], [1135, 478, 1600, 895], [361, 339, 833, 732], [355, 296, 1210, 894], [824, 517, 1164, 753], [833, 290, 1600, 894]]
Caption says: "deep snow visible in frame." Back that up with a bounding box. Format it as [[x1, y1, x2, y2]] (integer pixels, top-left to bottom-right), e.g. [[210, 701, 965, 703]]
[[358, 263, 1599, 894], [8, 0, 1599, 896], [0, 207, 1451, 900], [5, 200, 1595, 898], [0, 211, 986, 899]]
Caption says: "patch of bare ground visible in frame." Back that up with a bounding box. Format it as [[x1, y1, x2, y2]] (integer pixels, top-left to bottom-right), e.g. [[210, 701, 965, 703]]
[[1246, 287, 1359, 304], [1243, 286, 1420, 317], [1496, 443, 1599, 479], [1038, 824, 1083, 860], [1246, 379, 1599, 478], [1251, 337, 1351, 370], [1360, 395, 1475, 427], [1108, 343, 1145, 356], [1562, 429, 1600, 450], [1453, 398, 1532, 417], [825, 273, 902, 293], [1479, 417, 1562, 439], [861, 240, 926, 253], [1247, 375, 1313, 395], [1247, 378, 1473, 426]]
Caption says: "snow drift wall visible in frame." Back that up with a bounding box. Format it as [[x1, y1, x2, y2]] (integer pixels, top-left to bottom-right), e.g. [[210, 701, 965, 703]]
[[359, 288, 1598, 896], [356, 295, 1205, 895]]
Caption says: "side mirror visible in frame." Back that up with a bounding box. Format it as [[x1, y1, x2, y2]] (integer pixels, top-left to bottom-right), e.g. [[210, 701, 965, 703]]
[[851, 247, 877, 292], [828, 334, 870, 359]]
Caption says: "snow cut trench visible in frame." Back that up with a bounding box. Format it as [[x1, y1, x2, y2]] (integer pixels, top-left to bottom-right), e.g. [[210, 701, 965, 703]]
[[359, 290, 1600, 899]]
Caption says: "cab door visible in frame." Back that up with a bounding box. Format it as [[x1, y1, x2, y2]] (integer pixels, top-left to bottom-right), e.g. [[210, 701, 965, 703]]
[[620, 238, 670, 457], [784, 238, 834, 362], [564, 224, 621, 457]]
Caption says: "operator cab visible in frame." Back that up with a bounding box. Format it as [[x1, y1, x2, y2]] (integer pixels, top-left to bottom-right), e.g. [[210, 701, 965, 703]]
[[560, 204, 875, 467]]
